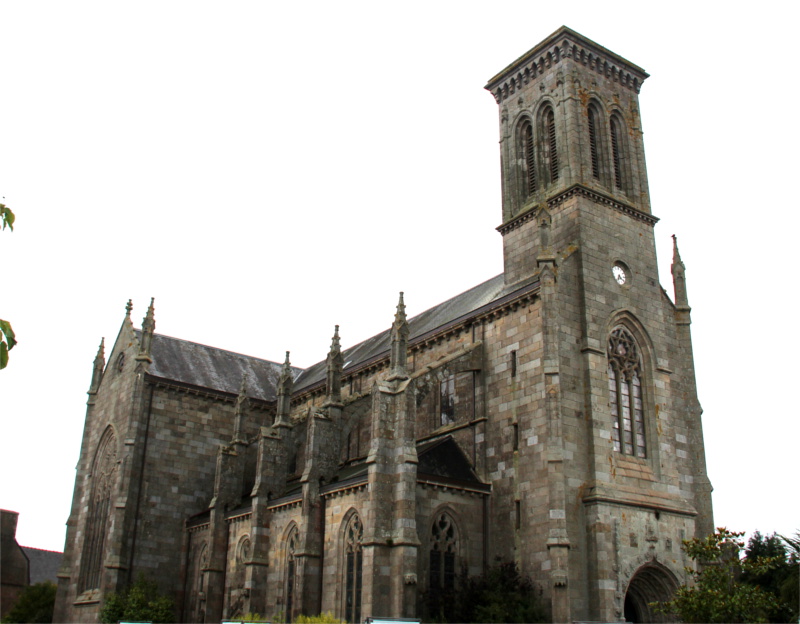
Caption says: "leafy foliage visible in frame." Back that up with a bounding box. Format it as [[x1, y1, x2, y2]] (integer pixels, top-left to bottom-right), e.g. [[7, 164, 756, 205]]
[[1, 581, 56, 623], [293, 612, 345, 623], [0, 201, 16, 369], [99, 575, 175, 624], [424, 561, 548, 623], [742, 531, 800, 623], [655, 528, 781, 623]]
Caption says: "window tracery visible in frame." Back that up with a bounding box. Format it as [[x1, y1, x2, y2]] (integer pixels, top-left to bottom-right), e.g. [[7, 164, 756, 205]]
[[79, 427, 118, 592], [343, 514, 363, 624], [607, 327, 646, 457], [429, 512, 457, 592]]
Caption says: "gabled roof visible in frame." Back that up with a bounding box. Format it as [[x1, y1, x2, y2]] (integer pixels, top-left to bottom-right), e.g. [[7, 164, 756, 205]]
[[21, 547, 62, 585], [136, 331, 302, 402], [293, 273, 507, 392], [417, 436, 481, 484]]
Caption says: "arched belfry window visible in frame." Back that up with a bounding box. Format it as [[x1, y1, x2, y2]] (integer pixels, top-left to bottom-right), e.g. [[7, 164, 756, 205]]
[[518, 118, 537, 197], [343, 514, 363, 624], [543, 106, 559, 184], [588, 102, 603, 180], [79, 427, 119, 592], [285, 526, 299, 620], [429, 512, 458, 592], [610, 114, 627, 191], [607, 327, 647, 457]]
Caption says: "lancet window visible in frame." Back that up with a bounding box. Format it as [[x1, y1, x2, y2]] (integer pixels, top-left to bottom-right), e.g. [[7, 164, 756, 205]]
[[78, 427, 118, 592], [518, 118, 537, 197], [588, 102, 603, 180], [343, 514, 363, 624], [610, 114, 627, 191], [429, 512, 457, 591], [543, 106, 559, 184], [607, 327, 647, 457], [285, 526, 299, 620]]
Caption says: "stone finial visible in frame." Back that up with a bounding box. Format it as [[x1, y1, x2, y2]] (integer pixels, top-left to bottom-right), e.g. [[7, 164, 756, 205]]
[[389, 292, 409, 380], [275, 351, 294, 426], [137, 298, 156, 361], [233, 375, 249, 443], [325, 326, 343, 405], [89, 337, 105, 394], [125, 299, 133, 318], [671, 235, 689, 308]]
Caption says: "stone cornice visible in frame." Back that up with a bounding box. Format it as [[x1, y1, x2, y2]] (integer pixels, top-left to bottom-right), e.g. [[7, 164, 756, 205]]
[[485, 26, 648, 103], [498, 184, 658, 235]]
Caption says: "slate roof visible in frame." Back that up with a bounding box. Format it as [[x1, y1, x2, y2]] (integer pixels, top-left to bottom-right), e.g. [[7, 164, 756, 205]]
[[293, 273, 508, 392], [21, 547, 62, 585], [136, 331, 302, 402]]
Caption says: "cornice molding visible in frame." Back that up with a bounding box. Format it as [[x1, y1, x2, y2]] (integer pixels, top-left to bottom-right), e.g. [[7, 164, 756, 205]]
[[485, 26, 648, 103], [498, 184, 658, 235]]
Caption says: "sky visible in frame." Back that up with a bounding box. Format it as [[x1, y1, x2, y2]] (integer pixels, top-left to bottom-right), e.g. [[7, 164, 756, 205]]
[[1, 1, 797, 554]]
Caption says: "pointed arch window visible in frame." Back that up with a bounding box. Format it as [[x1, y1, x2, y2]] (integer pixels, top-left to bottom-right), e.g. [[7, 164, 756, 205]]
[[608, 327, 646, 457], [543, 106, 559, 184], [285, 526, 299, 620], [343, 514, 363, 624], [610, 114, 627, 191], [79, 427, 118, 592], [429, 512, 458, 592], [518, 118, 537, 197]]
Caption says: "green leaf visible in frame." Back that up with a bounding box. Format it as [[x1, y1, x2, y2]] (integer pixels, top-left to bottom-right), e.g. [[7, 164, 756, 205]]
[[0, 204, 14, 231], [0, 319, 16, 350], [0, 342, 8, 369]]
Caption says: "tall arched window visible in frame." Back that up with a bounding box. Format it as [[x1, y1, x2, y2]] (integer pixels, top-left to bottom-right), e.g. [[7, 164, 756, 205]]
[[429, 512, 457, 592], [518, 118, 537, 197], [343, 514, 363, 624], [610, 114, 627, 191], [543, 106, 559, 184], [79, 427, 118, 592], [588, 103, 602, 180], [285, 526, 299, 620], [607, 327, 647, 458]]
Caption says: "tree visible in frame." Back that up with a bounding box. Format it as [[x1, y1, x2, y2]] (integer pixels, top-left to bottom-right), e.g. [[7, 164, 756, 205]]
[[0, 200, 17, 369], [655, 528, 781, 623], [99, 575, 175, 624], [1, 581, 56, 623], [742, 531, 799, 622]]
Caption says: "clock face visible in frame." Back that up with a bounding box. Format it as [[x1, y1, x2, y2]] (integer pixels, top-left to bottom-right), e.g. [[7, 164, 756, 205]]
[[613, 264, 627, 285]]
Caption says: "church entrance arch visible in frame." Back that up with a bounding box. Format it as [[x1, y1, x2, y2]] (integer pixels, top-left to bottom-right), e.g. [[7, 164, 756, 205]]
[[623, 562, 679, 623]]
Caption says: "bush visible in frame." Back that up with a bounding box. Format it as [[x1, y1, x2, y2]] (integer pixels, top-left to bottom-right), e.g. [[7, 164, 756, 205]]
[[293, 613, 345, 623], [1, 581, 56, 623], [99, 575, 175, 624]]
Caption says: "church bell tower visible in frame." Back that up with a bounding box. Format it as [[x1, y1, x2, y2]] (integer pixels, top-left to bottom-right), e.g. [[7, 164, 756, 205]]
[[485, 27, 713, 622]]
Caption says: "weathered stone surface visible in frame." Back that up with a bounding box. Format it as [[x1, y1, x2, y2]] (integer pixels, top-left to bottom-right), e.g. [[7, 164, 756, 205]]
[[56, 26, 711, 624]]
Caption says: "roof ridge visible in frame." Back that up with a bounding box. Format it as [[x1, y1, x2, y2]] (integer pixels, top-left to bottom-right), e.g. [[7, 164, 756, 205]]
[[21, 545, 63, 554]]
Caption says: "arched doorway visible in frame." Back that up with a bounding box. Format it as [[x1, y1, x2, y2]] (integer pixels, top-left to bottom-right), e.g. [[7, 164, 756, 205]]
[[623, 562, 679, 623]]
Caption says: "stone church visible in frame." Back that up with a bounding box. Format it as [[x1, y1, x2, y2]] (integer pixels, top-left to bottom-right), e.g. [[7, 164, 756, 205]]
[[55, 27, 713, 623]]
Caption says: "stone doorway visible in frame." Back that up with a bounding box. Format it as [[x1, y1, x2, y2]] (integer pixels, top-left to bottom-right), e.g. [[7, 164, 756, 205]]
[[623, 562, 679, 623]]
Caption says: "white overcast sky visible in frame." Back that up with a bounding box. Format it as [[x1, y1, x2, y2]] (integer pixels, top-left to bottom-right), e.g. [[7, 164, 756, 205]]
[[1, 1, 797, 553]]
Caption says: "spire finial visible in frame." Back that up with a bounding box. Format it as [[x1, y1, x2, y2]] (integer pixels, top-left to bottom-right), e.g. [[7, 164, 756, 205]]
[[672, 234, 684, 268], [389, 292, 410, 380], [125, 299, 133, 317], [137, 297, 156, 362], [89, 337, 106, 395], [394, 292, 407, 324], [275, 350, 294, 426], [671, 235, 689, 309], [325, 326, 343, 406]]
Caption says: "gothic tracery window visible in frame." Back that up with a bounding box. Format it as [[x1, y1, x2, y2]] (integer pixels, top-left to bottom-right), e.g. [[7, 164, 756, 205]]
[[79, 427, 119, 593], [607, 327, 647, 457], [343, 514, 363, 624], [429, 512, 457, 592]]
